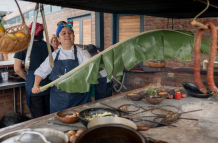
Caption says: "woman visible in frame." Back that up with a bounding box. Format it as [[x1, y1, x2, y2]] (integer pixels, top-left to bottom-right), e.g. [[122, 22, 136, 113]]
[[50, 34, 59, 50], [32, 20, 92, 113], [14, 22, 54, 118]]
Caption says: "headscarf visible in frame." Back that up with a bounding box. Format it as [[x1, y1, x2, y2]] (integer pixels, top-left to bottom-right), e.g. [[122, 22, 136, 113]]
[[29, 22, 44, 36], [50, 34, 58, 44], [56, 19, 73, 36]]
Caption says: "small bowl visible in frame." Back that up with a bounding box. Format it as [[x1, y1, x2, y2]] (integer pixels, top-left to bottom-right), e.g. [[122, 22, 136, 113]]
[[126, 93, 144, 101], [149, 60, 166, 68], [55, 110, 79, 124], [143, 93, 167, 105]]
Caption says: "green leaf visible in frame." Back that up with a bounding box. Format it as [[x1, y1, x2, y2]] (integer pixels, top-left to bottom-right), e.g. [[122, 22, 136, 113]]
[[40, 29, 212, 93]]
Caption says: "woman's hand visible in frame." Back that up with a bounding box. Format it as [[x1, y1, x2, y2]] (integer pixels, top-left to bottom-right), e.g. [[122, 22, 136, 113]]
[[32, 85, 41, 94]]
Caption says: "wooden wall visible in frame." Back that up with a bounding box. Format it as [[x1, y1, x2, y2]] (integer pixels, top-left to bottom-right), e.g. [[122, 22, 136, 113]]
[[119, 15, 140, 42]]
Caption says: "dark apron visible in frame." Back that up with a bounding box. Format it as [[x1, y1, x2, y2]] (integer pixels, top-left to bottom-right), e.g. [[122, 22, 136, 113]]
[[25, 71, 50, 108], [49, 46, 91, 113], [95, 77, 107, 100]]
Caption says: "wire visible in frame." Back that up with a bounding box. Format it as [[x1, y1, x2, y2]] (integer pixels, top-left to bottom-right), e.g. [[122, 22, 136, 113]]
[[196, 0, 218, 9], [193, 0, 210, 21], [113, 72, 126, 92]]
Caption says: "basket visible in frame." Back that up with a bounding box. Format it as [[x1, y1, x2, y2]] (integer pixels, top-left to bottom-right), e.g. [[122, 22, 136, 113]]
[[0, 0, 31, 53]]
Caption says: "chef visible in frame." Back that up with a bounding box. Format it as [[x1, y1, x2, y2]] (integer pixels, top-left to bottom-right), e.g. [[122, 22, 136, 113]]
[[14, 22, 53, 118], [32, 19, 92, 113], [50, 34, 59, 50]]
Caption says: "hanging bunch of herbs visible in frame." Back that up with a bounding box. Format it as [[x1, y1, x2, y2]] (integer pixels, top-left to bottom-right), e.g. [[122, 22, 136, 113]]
[[145, 86, 157, 95], [40, 29, 211, 93]]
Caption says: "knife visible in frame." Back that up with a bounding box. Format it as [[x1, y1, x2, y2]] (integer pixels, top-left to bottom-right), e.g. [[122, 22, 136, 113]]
[[47, 122, 86, 130]]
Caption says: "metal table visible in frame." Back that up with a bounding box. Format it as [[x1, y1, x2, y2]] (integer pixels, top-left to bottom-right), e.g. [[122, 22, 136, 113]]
[[0, 79, 25, 115]]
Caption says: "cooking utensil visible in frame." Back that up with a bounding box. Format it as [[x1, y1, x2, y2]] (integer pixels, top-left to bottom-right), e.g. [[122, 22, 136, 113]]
[[55, 110, 79, 124], [78, 107, 120, 127], [126, 93, 144, 101], [182, 82, 211, 94], [74, 124, 145, 143], [0, 128, 69, 143], [186, 91, 212, 98], [100, 102, 129, 113], [88, 117, 150, 131], [118, 104, 140, 116], [129, 117, 177, 127], [47, 122, 86, 130]]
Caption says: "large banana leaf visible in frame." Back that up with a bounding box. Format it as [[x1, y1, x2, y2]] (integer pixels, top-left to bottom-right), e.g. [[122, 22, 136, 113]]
[[40, 29, 210, 93]]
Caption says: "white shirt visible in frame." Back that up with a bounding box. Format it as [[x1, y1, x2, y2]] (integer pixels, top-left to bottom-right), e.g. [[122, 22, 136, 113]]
[[34, 45, 91, 79]]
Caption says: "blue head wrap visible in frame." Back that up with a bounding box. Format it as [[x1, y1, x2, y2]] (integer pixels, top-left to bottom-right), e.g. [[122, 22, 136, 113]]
[[56, 19, 73, 36]]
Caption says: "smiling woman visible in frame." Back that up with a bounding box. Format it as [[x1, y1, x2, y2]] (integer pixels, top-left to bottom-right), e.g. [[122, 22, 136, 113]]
[[32, 19, 92, 113]]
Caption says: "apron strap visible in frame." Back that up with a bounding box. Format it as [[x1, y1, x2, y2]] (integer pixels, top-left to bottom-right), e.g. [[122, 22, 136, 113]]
[[54, 49, 61, 62], [74, 45, 78, 62]]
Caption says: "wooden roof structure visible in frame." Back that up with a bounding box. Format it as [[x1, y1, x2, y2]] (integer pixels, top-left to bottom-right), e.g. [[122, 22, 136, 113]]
[[21, 0, 218, 18]]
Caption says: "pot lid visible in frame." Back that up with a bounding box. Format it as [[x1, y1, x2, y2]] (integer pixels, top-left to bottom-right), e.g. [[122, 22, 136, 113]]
[[0, 128, 69, 143]]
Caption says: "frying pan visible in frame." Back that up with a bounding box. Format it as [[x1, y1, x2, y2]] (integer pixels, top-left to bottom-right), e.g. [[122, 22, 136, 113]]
[[87, 117, 150, 131], [78, 108, 120, 127], [182, 82, 211, 94], [186, 91, 212, 98]]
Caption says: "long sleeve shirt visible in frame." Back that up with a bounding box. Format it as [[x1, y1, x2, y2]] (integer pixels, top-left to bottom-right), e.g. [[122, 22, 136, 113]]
[[34, 45, 91, 79]]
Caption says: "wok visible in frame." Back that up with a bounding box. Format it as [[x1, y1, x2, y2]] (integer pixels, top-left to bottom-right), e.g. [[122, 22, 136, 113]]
[[88, 117, 149, 131], [78, 107, 120, 127]]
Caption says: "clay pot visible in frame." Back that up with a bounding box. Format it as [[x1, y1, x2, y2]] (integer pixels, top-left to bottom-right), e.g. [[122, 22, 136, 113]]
[[149, 60, 166, 68]]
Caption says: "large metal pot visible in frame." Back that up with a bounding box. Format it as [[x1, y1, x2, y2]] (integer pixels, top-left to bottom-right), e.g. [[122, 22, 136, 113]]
[[74, 124, 145, 143], [88, 117, 149, 131], [0, 128, 69, 143]]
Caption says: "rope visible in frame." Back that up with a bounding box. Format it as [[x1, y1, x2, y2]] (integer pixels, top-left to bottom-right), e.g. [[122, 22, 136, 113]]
[[193, 0, 210, 21]]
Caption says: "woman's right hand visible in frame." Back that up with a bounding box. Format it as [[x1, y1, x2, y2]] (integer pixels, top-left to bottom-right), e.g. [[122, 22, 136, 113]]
[[32, 85, 41, 94]]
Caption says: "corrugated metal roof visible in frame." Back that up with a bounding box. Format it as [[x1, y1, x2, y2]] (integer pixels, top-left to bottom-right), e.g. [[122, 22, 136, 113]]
[[20, 0, 218, 18]]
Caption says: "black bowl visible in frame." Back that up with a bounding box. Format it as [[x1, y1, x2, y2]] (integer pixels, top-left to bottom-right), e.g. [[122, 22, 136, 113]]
[[182, 82, 211, 94], [78, 108, 120, 127]]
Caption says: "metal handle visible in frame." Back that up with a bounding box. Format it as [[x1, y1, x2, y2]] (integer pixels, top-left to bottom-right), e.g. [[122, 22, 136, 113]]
[[14, 131, 51, 143]]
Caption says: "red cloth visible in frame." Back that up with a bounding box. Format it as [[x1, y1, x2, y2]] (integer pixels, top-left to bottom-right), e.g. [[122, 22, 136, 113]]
[[29, 22, 44, 36]]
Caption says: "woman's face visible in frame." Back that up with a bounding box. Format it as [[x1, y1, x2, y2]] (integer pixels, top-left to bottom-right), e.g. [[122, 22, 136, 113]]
[[57, 27, 74, 46], [51, 37, 59, 50]]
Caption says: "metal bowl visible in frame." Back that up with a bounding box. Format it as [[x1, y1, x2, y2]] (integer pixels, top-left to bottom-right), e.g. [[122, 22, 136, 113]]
[[74, 124, 145, 143], [126, 93, 144, 101], [78, 108, 120, 127], [55, 110, 79, 124]]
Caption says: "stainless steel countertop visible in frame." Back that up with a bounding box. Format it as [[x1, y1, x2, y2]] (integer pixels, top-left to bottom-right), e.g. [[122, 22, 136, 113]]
[[0, 79, 25, 90]]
